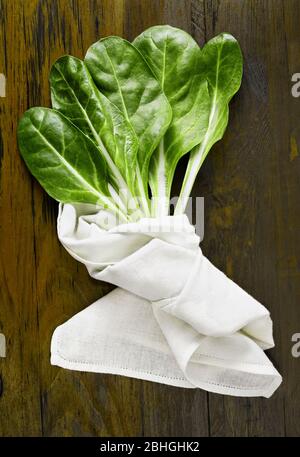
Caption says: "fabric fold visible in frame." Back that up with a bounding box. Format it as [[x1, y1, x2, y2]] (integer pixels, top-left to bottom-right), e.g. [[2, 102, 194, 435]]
[[51, 203, 282, 397]]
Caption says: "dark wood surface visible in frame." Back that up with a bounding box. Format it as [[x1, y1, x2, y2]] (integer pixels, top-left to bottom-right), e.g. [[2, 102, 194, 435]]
[[0, 0, 299, 437]]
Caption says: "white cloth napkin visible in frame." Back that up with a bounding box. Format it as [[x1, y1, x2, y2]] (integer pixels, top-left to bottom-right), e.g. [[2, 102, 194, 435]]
[[51, 203, 282, 397]]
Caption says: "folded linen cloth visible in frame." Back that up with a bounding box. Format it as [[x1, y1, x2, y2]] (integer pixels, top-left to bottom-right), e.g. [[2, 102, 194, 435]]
[[51, 203, 282, 397]]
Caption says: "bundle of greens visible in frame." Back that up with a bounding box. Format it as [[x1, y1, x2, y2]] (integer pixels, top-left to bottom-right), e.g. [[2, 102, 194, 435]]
[[18, 25, 243, 222]]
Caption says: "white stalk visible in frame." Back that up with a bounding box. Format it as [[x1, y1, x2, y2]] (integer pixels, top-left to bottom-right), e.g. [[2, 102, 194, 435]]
[[152, 140, 169, 218], [100, 195, 129, 223], [174, 141, 206, 215], [108, 184, 128, 214], [175, 88, 218, 215], [136, 166, 151, 217]]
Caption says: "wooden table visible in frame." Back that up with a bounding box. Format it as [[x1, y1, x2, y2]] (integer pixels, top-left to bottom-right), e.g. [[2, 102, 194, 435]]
[[0, 0, 299, 437]]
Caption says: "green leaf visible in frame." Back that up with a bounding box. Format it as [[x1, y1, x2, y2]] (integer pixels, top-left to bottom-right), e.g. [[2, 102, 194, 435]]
[[18, 107, 119, 212], [175, 33, 243, 213], [50, 55, 138, 195], [84, 36, 172, 196], [18, 30, 243, 221], [133, 25, 211, 215]]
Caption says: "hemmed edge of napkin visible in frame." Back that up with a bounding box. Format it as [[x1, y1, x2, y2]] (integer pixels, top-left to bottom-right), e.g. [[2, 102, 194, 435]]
[[185, 351, 282, 398], [50, 330, 194, 389], [50, 336, 282, 398], [187, 375, 282, 398]]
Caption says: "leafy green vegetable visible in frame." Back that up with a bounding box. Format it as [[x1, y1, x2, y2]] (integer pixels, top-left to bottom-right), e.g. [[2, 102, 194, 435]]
[[18, 27, 243, 222], [85, 36, 172, 214], [18, 107, 128, 221], [50, 55, 138, 199], [175, 33, 243, 214], [133, 25, 211, 216]]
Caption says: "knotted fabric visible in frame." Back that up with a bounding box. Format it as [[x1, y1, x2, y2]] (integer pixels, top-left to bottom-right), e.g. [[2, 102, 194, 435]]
[[51, 203, 282, 397]]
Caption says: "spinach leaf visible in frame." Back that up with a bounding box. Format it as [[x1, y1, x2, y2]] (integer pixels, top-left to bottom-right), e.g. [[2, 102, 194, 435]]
[[84, 36, 172, 213], [50, 55, 138, 197], [175, 33, 243, 213], [18, 29, 243, 221], [18, 107, 127, 219], [133, 25, 211, 216]]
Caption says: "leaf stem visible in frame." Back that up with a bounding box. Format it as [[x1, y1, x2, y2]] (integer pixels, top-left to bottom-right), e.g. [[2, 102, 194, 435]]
[[151, 139, 169, 218], [100, 195, 129, 223], [174, 142, 206, 215], [136, 166, 151, 217]]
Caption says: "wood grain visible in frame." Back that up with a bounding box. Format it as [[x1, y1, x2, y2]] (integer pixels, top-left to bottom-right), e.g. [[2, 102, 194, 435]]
[[0, 0, 299, 437]]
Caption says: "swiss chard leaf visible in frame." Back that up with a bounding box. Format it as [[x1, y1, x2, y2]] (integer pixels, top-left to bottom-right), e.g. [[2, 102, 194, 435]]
[[50, 55, 138, 195], [84, 36, 172, 200], [133, 25, 211, 214], [176, 33, 243, 213], [17, 107, 120, 213]]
